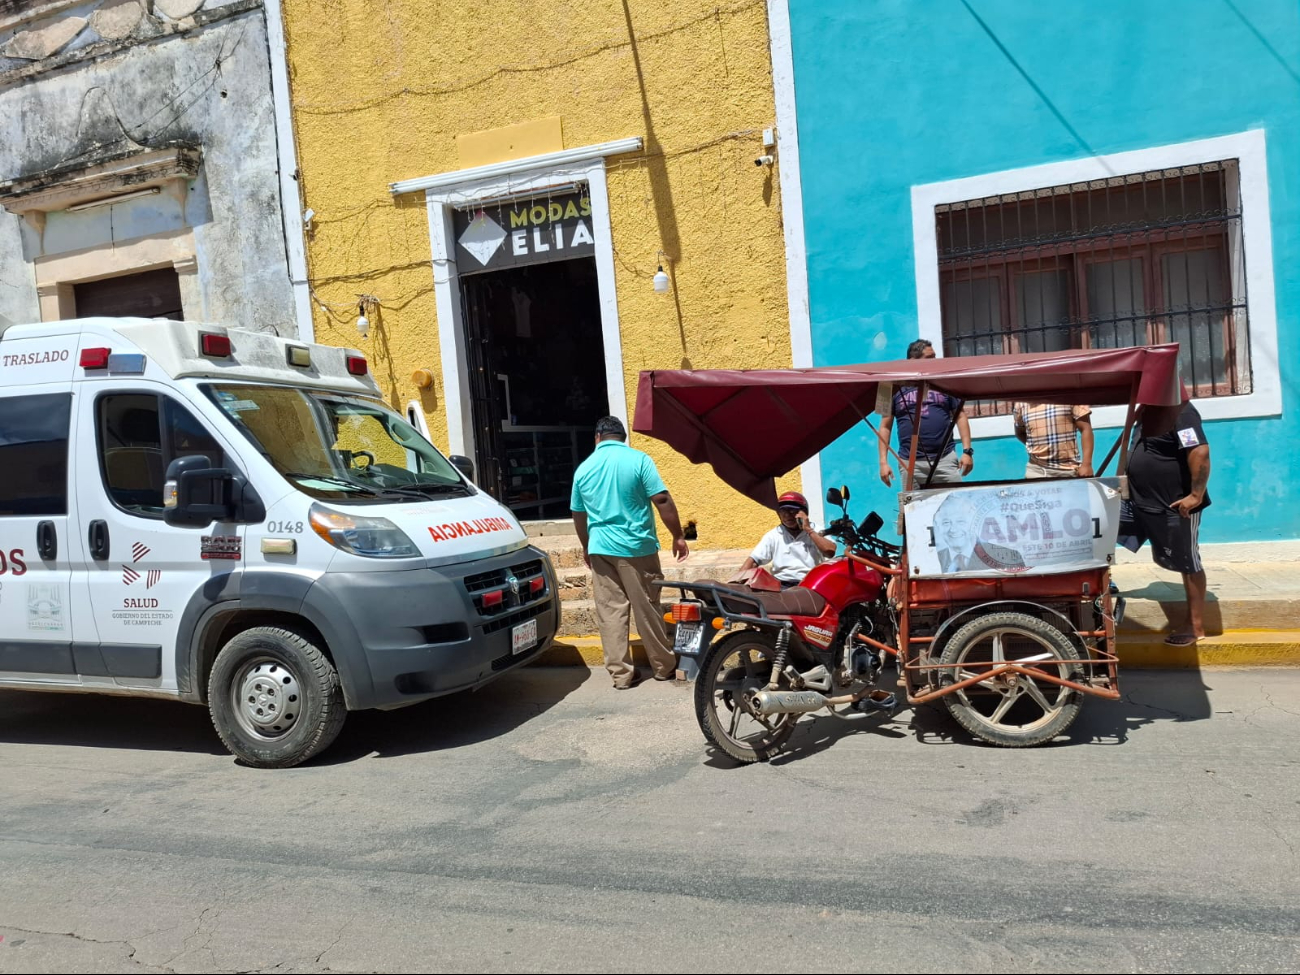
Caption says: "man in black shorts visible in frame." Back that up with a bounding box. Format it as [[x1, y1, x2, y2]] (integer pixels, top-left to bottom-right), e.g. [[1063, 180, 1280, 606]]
[[1123, 395, 1211, 646]]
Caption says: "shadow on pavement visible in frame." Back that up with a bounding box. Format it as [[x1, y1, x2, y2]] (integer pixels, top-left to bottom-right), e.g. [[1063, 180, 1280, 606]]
[[905, 668, 1214, 747], [321, 665, 590, 763], [0, 665, 591, 764], [1118, 579, 1225, 637], [705, 667, 1215, 765], [0, 690, 227, 756]]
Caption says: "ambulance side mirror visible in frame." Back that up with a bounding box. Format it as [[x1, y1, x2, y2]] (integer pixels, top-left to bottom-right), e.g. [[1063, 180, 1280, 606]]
[[163, 455, 263, 527], [449, 454, 475, 481]]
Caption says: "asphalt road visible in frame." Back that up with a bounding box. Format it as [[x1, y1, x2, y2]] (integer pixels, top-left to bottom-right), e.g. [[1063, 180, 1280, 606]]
[[0, 667, 1297, 973]]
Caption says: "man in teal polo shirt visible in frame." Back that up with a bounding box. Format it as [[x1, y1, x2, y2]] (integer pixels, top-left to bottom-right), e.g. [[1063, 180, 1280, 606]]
[[571, 416, 689, 689]]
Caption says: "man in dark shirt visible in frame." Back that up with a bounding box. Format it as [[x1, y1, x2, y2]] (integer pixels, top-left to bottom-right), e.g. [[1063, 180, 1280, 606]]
[[1124, 398, 1212, 646], [878, 339, 973, 488]]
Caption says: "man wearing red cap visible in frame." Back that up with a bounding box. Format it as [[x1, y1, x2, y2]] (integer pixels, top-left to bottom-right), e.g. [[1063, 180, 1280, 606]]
[[737, 491, 837, 588]]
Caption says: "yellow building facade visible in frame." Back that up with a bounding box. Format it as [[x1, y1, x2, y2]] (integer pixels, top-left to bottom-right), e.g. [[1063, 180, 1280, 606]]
[[281, 0, 797, 548]]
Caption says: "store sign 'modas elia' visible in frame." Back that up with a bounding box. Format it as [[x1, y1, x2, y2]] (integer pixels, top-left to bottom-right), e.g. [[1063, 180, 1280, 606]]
[[454, 192, 595, 271]]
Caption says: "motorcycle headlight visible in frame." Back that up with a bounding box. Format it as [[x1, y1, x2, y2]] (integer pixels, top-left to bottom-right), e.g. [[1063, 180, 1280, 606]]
[[309, 503, 420, 558]]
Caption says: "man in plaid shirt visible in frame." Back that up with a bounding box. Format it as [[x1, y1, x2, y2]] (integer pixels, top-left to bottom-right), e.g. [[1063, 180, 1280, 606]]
[[1012, 403, 1095, 478]]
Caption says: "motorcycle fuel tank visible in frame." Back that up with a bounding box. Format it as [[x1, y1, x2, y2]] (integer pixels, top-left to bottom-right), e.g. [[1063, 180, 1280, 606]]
[[802, 557, 884, 609]]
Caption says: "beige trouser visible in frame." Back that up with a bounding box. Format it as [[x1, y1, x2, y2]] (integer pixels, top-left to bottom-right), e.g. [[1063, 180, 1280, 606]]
[[1024, 463, 1076, 479], [590, 552, 677, 686], [906, 451, 964, 487]]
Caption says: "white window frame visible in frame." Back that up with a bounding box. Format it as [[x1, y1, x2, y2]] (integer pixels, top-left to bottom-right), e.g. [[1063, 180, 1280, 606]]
[[392, 140, 638, 459], [911, 129, 1280, 438]]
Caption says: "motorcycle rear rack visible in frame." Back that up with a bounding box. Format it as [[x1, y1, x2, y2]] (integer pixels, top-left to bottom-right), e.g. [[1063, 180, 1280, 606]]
[[653, 580, 793, 632]]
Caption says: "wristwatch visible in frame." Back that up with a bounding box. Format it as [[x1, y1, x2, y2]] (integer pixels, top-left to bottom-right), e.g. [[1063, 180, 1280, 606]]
[[963, 447, 974, 457]]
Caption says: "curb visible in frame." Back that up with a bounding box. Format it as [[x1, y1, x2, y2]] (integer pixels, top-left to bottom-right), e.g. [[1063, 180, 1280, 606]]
[[537, 637, 649, 668], [538, 631, 1300, 670], [1116, 630, 1300, 668]]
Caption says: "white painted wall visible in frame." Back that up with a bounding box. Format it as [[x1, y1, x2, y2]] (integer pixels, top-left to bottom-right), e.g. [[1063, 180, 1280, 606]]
[[0, 2, 298, 335]]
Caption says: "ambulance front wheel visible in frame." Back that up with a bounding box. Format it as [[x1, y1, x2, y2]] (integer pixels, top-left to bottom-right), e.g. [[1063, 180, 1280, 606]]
[[208, 626, 347, 768]]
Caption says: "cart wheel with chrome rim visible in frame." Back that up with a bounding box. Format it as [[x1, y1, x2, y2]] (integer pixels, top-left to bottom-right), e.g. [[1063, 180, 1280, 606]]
[[937, 611, 1084, 747]]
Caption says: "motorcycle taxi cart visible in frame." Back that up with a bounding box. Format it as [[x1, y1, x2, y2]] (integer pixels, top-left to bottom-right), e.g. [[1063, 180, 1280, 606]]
[[635, 344, 1183, 751]]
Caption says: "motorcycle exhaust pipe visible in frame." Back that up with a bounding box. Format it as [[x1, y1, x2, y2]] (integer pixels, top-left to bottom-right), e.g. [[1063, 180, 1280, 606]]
[[750, 688, 880, 716], [751, 689, 831, 715]]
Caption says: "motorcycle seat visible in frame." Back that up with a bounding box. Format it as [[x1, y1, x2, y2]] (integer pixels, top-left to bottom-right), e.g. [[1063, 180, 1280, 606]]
[[684, 580, 827, 618]]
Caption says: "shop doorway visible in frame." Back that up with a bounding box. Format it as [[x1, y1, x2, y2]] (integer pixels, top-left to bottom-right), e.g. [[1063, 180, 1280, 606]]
[[460, 257, 608, 520]]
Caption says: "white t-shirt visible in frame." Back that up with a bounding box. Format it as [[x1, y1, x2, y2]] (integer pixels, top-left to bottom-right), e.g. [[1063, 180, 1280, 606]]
[[751, 524, 826, 583]]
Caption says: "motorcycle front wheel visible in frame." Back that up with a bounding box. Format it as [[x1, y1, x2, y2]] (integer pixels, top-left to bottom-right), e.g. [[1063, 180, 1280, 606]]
[[694, 630, 798, 764]]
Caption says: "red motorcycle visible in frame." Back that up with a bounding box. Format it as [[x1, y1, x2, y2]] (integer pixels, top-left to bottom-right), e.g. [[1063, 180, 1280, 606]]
[[657, 486, 901, 764]]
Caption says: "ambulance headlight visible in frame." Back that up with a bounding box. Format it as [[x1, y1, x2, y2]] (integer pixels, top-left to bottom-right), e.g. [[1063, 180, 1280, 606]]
[[309, 503, 420, 558]]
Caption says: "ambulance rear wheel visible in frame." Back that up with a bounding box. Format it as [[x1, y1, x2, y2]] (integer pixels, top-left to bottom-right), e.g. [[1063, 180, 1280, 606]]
[[208, 626, 346, 768]]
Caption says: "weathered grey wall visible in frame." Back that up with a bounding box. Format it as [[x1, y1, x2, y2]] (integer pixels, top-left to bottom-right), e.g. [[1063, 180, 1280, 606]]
[[0, 0, 297, 334]]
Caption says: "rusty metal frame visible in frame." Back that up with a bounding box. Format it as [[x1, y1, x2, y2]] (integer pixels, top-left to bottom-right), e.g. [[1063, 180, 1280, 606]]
[[894, 380, 1136, 707], [896, 571, 1123, 704], [902, 381, 928, 492]]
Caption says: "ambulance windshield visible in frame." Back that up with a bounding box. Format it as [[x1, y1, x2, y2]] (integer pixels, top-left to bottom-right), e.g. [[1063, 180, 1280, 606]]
[[205, 384, 470, 502]]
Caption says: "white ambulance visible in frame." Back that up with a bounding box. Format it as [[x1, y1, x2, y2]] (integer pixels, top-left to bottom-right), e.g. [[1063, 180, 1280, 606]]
[[0, 318, 559, 767]]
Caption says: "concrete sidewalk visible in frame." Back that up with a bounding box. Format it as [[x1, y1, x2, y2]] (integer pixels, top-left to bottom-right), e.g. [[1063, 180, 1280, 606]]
[[1112, 542, 1300, 666], [540, 540, 1300, 669]]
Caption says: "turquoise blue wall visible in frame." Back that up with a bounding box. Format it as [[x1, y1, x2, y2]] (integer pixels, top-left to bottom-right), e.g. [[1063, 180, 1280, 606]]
[[790, 0, 1300, 542]]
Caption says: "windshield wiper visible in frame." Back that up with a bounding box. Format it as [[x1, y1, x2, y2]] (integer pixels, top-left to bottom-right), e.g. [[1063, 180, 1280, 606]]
[[281, 472, 384, 495], [282, 472, 469, 501], [363, 483, 470, 501], [405, 482, 471, 494]]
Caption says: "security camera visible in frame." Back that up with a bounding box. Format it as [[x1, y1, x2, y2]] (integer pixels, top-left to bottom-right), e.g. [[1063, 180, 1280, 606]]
[[754, 154, 774, 167]]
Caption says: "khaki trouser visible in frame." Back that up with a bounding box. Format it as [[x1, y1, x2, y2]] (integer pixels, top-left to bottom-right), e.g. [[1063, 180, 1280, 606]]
[[1024, 463, 1076, 479], [905, 451, 964, 487], [590, 552, 677, 686]]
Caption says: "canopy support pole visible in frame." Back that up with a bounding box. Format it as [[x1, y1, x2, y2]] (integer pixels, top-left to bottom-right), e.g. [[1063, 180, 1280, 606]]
[[903, 382, 927, 493], [1098, 378, 1141, 488], [922, 398, 964, 490]]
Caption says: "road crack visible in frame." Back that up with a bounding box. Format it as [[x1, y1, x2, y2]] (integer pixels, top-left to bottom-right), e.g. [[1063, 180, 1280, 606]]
[[0, 923, 158, 970]]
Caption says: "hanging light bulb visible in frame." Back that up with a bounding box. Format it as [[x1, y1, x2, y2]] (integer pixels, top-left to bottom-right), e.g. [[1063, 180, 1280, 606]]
[[653, 251, 670, 294], [356, 297, 371, 338]]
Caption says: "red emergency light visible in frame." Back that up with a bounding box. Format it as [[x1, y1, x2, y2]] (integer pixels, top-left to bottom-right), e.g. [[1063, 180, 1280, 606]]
[[200, 333, 232, 358], [79, 347, 111, 369], [481, 589, 504, 608], [345, 355, 368, 376]]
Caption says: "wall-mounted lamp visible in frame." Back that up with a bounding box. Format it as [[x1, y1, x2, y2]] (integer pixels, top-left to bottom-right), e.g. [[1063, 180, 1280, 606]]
[[653, 250, 670, 294], [356, 295, 377, 338]]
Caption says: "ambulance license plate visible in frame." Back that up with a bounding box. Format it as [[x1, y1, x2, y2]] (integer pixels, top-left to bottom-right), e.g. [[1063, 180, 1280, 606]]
[[512, 618, 538, 654]]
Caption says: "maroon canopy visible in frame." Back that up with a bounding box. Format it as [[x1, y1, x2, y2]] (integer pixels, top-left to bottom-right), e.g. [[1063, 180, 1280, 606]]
[[633, 344, 1182, 507]]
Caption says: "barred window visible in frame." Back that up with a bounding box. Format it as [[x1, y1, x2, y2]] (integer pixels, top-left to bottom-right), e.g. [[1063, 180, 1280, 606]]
[[936, 161, 1249, 413]]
